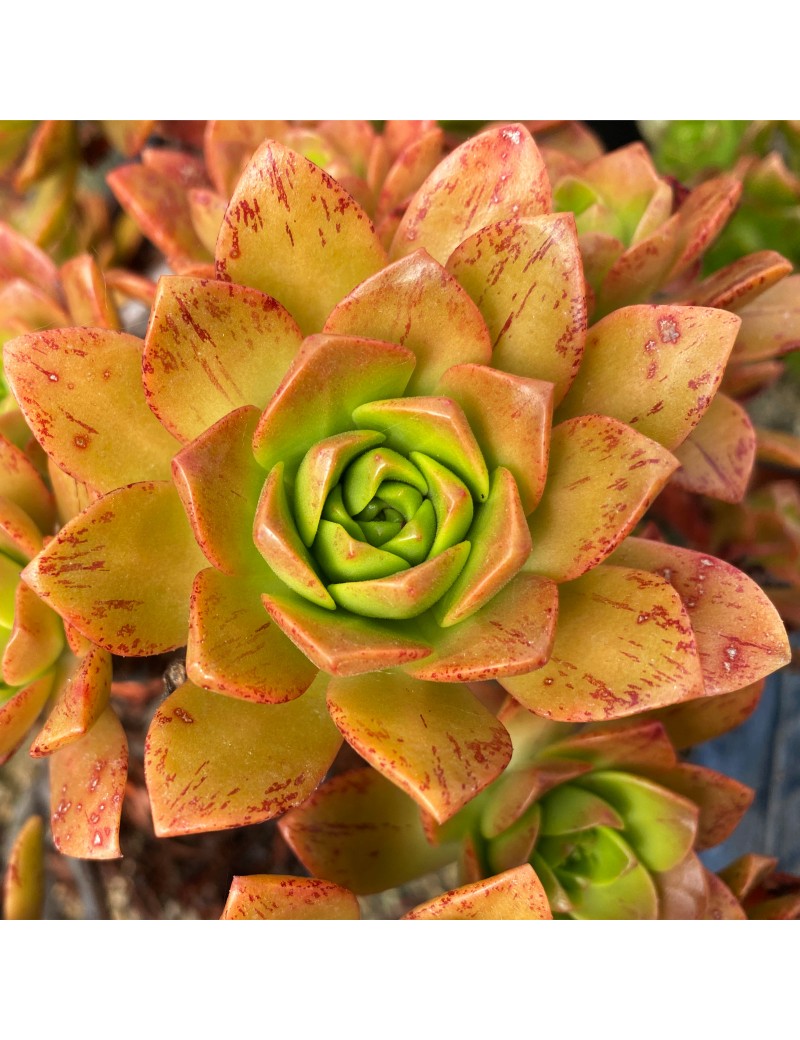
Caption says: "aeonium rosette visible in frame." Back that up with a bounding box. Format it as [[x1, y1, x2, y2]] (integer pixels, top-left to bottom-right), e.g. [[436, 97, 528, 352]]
[[1, 125, 790, 840]]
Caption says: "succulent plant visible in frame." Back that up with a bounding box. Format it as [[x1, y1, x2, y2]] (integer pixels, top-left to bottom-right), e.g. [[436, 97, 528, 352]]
[[1, 124, 789, 861], [711, 853, 800, 919]]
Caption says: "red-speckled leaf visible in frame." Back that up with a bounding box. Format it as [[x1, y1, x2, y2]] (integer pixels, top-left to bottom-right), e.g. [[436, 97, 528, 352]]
[[755, 427, 800, 469], [0, 221, 62, 300], [0, 673, 53, 764], [639, 681, 763, 750], [279, 768, 459, 895], [446, 215, 586, 404], [2, 580, 64, 687], [655, 852, 709, 920], [203, 120, 289, 197], [327, 672, 511, 824], [732, 274, 800, 362], [501, 565, 704, 722], [480, 761, 591, 839], [323, 249, 491, 395], [638, 763, 753, 851], [0, 433, 54, 532], [143, 276, 303, 444], [262, 586, 432, 676], [187, 568, 317, 704], [403, 571, 558, 683], [391, 124, 551, 265], [2, 815, 44, 919], [107, 155, 212, 271], [681, 250, 792, 311], [60, 255, 120, 330], [30, 646, 112, 756], [4, 328, 180, 494], [252, 334, 415, 474], [543, 719, 679, 771], [525, 416, 678, 582], [49, 706, 126, 859], [221, 875, 360, 920], [607, 539, 791, 694], [144, 676, 341, 837], [215, 139, 386, 335], [668, 175, 742, 280], [22, 481, 207, 656], [172, 405, 264, 575], [403, 864, 552, 920], [704, 870, 747, 920], [670, 392, 756, 503], [437, 365, 553, 514], [377, 128, 444, 221], [557, 306, 741, 450]]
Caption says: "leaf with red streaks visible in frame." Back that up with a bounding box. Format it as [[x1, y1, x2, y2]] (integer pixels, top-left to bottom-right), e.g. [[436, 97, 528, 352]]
[[391, 124, 551, 265], [501, 565, 704, 722], [23, 481, 207, 656], [144, 276, 303, 444], [525, 416, 678, 582], [187, 568, 317, 704], [607, 538, 791, 695], [107, 151, 212, 271], [2, 815, 44, 919], [221, 875, 360, 920], [30, 646, 112, 756], [0, 672, 53, 764], [323, 249, 491, 395], [279, 768, 459, 895], [680, 250, 791, 311], [49, 705, 127, 859], [671, 392, 756, 503], [403, 864, 552, 920], [216, 138, 386, 335], [327, 672, 511, 823], [4, 328, 180, 494], [557, 305, 741, 450], [171, 406, 264, 575], [144, 676, 341, 837], [446, 215, 586, 404]]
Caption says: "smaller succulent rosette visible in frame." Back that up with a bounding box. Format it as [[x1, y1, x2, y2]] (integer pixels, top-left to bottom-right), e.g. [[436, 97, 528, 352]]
[[279, 684, 763, 919]]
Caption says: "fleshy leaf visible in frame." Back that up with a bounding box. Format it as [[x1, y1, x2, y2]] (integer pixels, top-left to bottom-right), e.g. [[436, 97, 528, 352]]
[[670, 392, 756, 503], [2, 579, 64, 687], [220, 875, 360, 920], [404, 571, 558, 683], [501, 565, 704, 721], [437, 365, 553, 514], [704, 870, 747, 920], [30, 647, 112, 756], [0, 221, 61, 300], [681, 250, 792, 311], [543, 718, 678, 771], [327, 672, 512, 823], [262, 586, 432, 675], [144, 676, 341, 837], [216, 138, 387, 335], [279, 768, 459, 895], [143, 276, 303, 443], [0, 673, 53, 764], [607, 539, 791, 695], [323, 249, 491, 395], [655, 852, 709, 921], [556, 305, 741, 450], [525, 416, 678, 582], [204, 120, 289, 197], [640, 681, 763, 750], [49, 705, 127, 859], [0, 433, 54, 533], [565, 852, 658, 920], [446, 214, 586, 404], [60, 255, 120, 330], [187, 568, 317, 704], [23, 481, 207, 656], [391, 124, 551, 265], [732, 274, 800, 363], [172, 405, 264, 576], [402, 865, 552, 920], [2, 815, 44, 920], [252, 334, 415, 475], [4, 328, 180, 494]]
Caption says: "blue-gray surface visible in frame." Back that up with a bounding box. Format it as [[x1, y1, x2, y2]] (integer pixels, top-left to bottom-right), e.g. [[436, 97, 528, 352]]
[[692, 662, 800, 873]]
